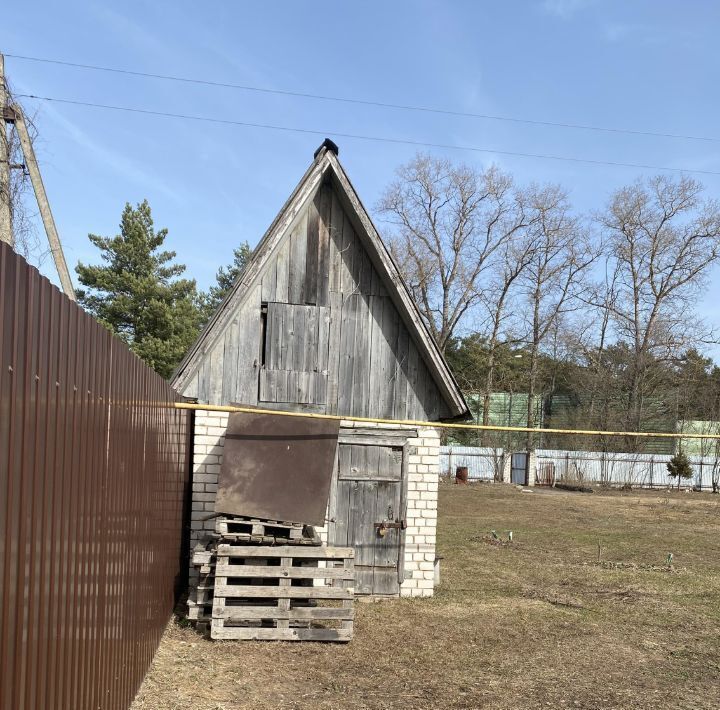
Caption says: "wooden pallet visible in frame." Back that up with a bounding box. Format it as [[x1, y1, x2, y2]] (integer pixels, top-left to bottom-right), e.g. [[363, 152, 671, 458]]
[[215, 517, 305, 539], [211, 544, 355, 642]]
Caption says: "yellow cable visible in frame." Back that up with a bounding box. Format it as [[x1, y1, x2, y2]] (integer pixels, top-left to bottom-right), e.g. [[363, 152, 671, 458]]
[[173, 402, 720, 440]]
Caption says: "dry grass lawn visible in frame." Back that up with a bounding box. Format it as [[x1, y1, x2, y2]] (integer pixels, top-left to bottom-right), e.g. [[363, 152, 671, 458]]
[[132, 484, 720, 709]]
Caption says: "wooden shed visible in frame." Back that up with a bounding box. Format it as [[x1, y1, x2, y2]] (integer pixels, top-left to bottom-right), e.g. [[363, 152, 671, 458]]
[[174, 141, 469, 596]]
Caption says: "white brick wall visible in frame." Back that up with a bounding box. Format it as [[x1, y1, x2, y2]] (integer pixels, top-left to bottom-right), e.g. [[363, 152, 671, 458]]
[[188, 412, 440, 597], [188, 411, 230, 585]]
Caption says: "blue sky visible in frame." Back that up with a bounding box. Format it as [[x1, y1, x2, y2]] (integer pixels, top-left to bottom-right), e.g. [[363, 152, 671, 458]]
[[3, 1, 720, 352]]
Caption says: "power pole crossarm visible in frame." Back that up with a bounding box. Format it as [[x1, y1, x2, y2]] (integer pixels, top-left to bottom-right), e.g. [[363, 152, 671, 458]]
[[0, 54, 12, 246], [14, 106, 76, 300]]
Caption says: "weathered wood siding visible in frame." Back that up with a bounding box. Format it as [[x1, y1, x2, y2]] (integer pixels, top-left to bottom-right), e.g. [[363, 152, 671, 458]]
[[180, 182, 450, 420]]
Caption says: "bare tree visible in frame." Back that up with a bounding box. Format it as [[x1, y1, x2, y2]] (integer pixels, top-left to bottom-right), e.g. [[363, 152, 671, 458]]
[[477, 200, 542, 441], [376, 154, 531, 353], [598, 175, 720, 437], [517, 185, 598, 447]]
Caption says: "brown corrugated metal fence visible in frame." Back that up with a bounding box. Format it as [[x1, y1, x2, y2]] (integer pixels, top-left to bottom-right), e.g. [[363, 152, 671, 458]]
[[0, 242, 192, 710]]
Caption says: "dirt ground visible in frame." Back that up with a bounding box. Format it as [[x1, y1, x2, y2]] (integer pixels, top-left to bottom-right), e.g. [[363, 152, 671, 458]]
[[131, 484, 720, 710]]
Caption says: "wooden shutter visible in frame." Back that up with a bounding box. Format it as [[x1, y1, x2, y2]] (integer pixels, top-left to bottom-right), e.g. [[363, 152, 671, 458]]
[[259, 302, 330, 404]]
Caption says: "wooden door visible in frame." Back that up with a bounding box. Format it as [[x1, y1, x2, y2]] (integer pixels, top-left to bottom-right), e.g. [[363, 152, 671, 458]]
[[329, 431, 410, 595]]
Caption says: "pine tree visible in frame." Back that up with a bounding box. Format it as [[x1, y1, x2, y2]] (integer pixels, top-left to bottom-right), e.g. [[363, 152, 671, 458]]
[[198, 242, 252, 323], [75, 200, 202, 379], [666, 451, 694, 490]]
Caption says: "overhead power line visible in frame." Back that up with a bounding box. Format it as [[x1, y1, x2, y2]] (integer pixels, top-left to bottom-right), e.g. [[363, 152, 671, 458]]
[[6, 52, 720, 145], [16, 93, 720, 177]]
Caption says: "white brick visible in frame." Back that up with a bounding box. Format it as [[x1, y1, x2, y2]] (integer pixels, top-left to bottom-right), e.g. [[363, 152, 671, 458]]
[[193, 492, 216, 502], [194, 425, 208, 436], [193, 473, 217, 484]]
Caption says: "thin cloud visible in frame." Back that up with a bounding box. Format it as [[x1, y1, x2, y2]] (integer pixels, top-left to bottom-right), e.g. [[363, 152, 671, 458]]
[[541, 0, 596, 19], [38, 98, 182, 203]]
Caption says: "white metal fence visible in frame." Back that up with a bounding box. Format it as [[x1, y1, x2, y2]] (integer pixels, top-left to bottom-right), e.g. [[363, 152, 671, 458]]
[[441, 446, 502, 482], [441, 446, 720, 490]]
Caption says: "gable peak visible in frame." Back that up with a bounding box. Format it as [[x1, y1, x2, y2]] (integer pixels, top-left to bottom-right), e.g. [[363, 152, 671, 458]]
[[313, 138, 339, 160]]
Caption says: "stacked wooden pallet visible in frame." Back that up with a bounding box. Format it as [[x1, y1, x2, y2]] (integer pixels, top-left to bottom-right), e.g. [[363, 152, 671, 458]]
[[190, 514, 354, 641], [211, 544, 355, 641]]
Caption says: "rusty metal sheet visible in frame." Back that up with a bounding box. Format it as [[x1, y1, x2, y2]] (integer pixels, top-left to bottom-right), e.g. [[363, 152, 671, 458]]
[[216, 410, 340, 526]]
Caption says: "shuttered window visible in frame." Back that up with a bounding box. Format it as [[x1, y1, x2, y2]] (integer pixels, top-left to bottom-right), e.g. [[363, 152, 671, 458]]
[[259, 302, 330, 404]]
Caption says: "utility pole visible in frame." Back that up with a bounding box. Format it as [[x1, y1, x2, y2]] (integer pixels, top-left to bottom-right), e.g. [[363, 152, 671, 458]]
[[0, 53, 12, 245], [13, 107, 76, 299], [0, 53, 76, 300]]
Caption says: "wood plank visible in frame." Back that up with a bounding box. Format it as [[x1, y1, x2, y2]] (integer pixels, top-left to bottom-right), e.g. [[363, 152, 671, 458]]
[[337, 294, 358, 414], [210, 625, 353, 642], [367, 295, 385, 418], [280, 304, 295, 371], [333, 476, 351, 548], [213, 606, 354, 620], [214, 564, 354, 580], [358, 241, 373, 295], [221, 320, 239, 404], [350, 481, 377, 594], [317, 306, 331, 375], [339, 213, 356, 294], [313, 372, 328, 405], [393, 325, 410, 420], [370, 259, 387, 297], [288, 212, 307, 303], [208, 342, 225, 405], [381, 297, 400, 418], [291, 307, 307, 372], [213, 583, 354, 599], [305, 197, 319, 304], [305, 306, 319, 373], [261, 258, 277, 303], [328, 188, 344, 293], [277, 556, 292, 628], [216, 545, 354, 558], [377, 445, 403, 480], [234, 284, 262, 405], [266, 303, 282, 370], [274, 237, 290, 302], [325, 292, 343, 414], [214, 606, 350, 622], [338, 432, 415, 447], [350, 293, 372, 416], [404, 339, 420, 420], [317, 185, 331, 307], [374, 480, 402, 568]]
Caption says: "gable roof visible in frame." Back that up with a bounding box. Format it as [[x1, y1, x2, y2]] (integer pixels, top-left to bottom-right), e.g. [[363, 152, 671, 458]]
[[172, 141, 469, 420]]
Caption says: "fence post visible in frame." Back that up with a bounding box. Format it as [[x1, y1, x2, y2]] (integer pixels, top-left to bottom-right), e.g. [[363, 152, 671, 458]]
[[448, 447, 453, 480], [650, 455, 654, 489]]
